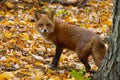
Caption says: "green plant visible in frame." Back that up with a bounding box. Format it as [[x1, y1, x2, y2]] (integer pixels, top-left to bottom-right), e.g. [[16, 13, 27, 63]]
[[70, 69, 90, 80]]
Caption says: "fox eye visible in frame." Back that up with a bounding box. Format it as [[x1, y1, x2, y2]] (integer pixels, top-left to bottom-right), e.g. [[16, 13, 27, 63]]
[[39, 23, 43, 26], [47, 23, 51, 27]]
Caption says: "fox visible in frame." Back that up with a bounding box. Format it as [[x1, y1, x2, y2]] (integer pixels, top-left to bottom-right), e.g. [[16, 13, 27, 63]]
[[34, 11, 106, 72]]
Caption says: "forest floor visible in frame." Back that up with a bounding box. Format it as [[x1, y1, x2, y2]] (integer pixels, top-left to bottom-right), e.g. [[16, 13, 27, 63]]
[[0, 0, 113, 80]]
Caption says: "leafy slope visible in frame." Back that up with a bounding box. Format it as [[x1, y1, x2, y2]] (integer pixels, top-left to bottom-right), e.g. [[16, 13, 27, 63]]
[[0, 0, 113, 80]]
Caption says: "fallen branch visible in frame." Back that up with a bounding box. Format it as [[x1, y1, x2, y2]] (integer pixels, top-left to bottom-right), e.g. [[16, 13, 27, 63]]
[[41, 0, 89, 7]]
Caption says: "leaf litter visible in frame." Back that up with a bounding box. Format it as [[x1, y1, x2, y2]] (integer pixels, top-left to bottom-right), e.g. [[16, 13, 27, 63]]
[[0, 0, 113, 80]]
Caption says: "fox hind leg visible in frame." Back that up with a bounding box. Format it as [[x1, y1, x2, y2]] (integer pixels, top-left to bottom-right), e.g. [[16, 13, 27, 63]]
[[76, 45, 91, 72]]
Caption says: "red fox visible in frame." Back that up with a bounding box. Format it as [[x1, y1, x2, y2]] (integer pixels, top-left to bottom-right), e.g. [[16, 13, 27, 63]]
[[34, 12, 106, 72]]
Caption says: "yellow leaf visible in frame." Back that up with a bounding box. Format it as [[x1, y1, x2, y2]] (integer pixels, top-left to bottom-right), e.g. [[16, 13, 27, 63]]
[[10, 27, 16, 32], [9, 39, 17, 44], [14, 18, 20, 22], [34, 61, 42, 66], [5, 1, 13, 8], [29, 22, 35, 27], [25, 65, 32, 69], [106, 20, 112, 27], [0, 11, 5, 15], [20, 33, 29, 40], [101, 26, 107, 32], [4, 31, 12, 38], [18, 70, 32, 76], [64, 16, 78, 23], [49, 76, 61, 80], [35, 72, 44, 80], [35, 76, 39, 80], [0, 72, 14, 80]]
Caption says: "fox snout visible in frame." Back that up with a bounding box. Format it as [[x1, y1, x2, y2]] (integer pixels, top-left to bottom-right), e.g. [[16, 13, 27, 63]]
[[43, 29, 47, 32], [39, 28, 49, 33]]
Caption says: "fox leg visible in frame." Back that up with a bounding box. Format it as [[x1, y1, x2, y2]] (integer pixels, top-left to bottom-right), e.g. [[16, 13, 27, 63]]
[[76, 40, 94, 72], [51, 45, 63, 69], [76, 48, 91, 72], [77, 51, 91, 72]]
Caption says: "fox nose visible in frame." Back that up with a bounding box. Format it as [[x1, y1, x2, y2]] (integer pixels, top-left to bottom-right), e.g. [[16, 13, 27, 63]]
[[44, 29, 47, 32]]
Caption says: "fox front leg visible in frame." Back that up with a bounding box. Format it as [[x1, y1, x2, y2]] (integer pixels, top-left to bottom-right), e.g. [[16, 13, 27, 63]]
[[51, 45, 63, 69]]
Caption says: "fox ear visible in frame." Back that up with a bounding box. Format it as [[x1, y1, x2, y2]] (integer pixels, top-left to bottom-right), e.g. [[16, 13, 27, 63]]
[[48, 10, 55, 20], [34, 11, 41, 21]]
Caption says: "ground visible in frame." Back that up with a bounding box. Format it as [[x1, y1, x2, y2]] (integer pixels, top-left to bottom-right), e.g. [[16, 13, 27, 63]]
[[0, 0, 113, 80]]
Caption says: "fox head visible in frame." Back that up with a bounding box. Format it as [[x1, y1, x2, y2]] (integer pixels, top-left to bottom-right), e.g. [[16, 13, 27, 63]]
[[34, 11, 55, 35]]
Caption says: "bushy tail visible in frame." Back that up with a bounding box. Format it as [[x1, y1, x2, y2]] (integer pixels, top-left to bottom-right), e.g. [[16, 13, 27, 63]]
[[91, 38, 106, 67]]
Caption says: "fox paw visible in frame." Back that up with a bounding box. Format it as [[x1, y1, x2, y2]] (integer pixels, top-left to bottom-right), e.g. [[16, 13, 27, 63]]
[[49, 64, 57, 70]]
